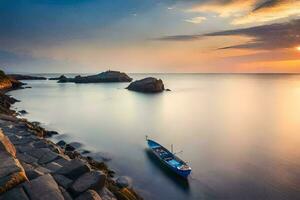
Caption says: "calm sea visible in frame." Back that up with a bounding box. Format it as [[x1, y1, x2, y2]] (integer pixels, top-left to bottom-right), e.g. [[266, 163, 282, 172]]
[[8, 74, 300, 200]]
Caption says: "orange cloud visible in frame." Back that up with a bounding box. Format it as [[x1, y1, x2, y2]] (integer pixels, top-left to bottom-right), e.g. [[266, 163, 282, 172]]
[[233, 0, 300, 25], [187, 0, 255, 18], [187, 0, 300, 25]]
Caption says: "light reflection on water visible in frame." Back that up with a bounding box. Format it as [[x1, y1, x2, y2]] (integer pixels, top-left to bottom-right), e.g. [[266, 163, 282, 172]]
[[9, 74, 300, 200]]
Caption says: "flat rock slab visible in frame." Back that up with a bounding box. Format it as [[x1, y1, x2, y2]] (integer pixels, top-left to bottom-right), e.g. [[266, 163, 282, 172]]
[[26, 148, 54, 159], [38, 149, 59, 164], [0, 187, 29, 200], [53, 157, 71, 166], [25, 169, 44, 180], [23, 174, 64, 200], [75, 190, 102, 200], [56, 159, 90, 179], [35, 166, 51, 174], [70, 171, 106, 194], [9, 136, 36, 145], [21, 163, 44, 180], [44, 161, 62, 171], [53, 174, 73, 189], [32, 140, 50, 149], [17, 152, 38, 164], [16, 144, 35, 153]]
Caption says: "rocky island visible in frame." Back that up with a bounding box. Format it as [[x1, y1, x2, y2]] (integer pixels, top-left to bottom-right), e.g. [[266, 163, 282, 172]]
[[0, 70, 142, 200], [56, 71, 132, 83], [48, 75, 66, 81], [8, 74, 47, 80], [127, 77, 165, 93]]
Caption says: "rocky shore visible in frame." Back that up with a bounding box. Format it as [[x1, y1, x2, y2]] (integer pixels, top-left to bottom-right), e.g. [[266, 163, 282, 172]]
[[0, 71, 142, 200]]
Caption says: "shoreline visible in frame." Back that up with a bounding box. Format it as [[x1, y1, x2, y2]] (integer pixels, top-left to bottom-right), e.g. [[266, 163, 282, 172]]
[[0, 80, 143, 199]]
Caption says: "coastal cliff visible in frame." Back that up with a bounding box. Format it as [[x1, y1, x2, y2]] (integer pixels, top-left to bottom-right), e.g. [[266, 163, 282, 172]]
[[0, 70, 23, 90], [0, 70, 142, 200]]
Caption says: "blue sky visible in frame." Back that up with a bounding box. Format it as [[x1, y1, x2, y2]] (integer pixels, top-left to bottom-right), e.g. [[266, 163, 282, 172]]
[[1, 0, 300, 73]]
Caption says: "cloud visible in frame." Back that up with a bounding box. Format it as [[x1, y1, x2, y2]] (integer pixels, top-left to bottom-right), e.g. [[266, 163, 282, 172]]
[[187, 0, 255, 18], [155, 35, 202, 41], [233, 0, 300, 25], [184, 0, 300, 25], [156, 19, 300, 50], [185, 16, 207, 24]]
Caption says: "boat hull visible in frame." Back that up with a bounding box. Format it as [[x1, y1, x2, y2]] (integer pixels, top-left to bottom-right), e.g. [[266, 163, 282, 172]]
[[147, 139, 191, 178]]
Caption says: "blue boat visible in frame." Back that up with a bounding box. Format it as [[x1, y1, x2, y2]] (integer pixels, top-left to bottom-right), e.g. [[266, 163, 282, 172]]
[[146, 137, 192, 178]]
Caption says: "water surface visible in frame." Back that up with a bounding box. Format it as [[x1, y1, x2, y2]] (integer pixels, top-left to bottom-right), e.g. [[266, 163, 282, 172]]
[[9, 74, 300, 200]]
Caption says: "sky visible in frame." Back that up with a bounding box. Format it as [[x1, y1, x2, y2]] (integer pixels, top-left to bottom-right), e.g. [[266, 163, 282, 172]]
[[1, 0, 300, 73]]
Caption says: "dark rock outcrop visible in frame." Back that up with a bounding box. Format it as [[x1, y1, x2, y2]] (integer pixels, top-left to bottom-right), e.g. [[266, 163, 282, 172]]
[[74, 71, 132, 83], [57, 71, 132, 83], [56, 140, 67, 148], [116, 176, 132, 188], [0, 70, 24, 114], [19, 110, 28, 115], [57, 75, 70, 83], [127, 77, 164, 93], [8, 74, 47, 80], [49, 75, 66, 80]]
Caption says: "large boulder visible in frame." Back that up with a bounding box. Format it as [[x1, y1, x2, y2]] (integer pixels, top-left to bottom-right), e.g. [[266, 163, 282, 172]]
[[127, 77, 164, 93], [56, 159, 91, 179], [23, 174, 64, 200], [70, 171, 106, 194]]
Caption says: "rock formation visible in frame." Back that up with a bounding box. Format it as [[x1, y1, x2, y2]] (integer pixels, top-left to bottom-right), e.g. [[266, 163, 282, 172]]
[[8, 74, 47, 80], [57, 71, 132, 83], [127, 77, 165, 93]]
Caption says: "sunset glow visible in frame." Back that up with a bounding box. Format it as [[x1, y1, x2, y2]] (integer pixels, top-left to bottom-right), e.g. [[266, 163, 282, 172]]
[[0, 1, 300, 73]]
